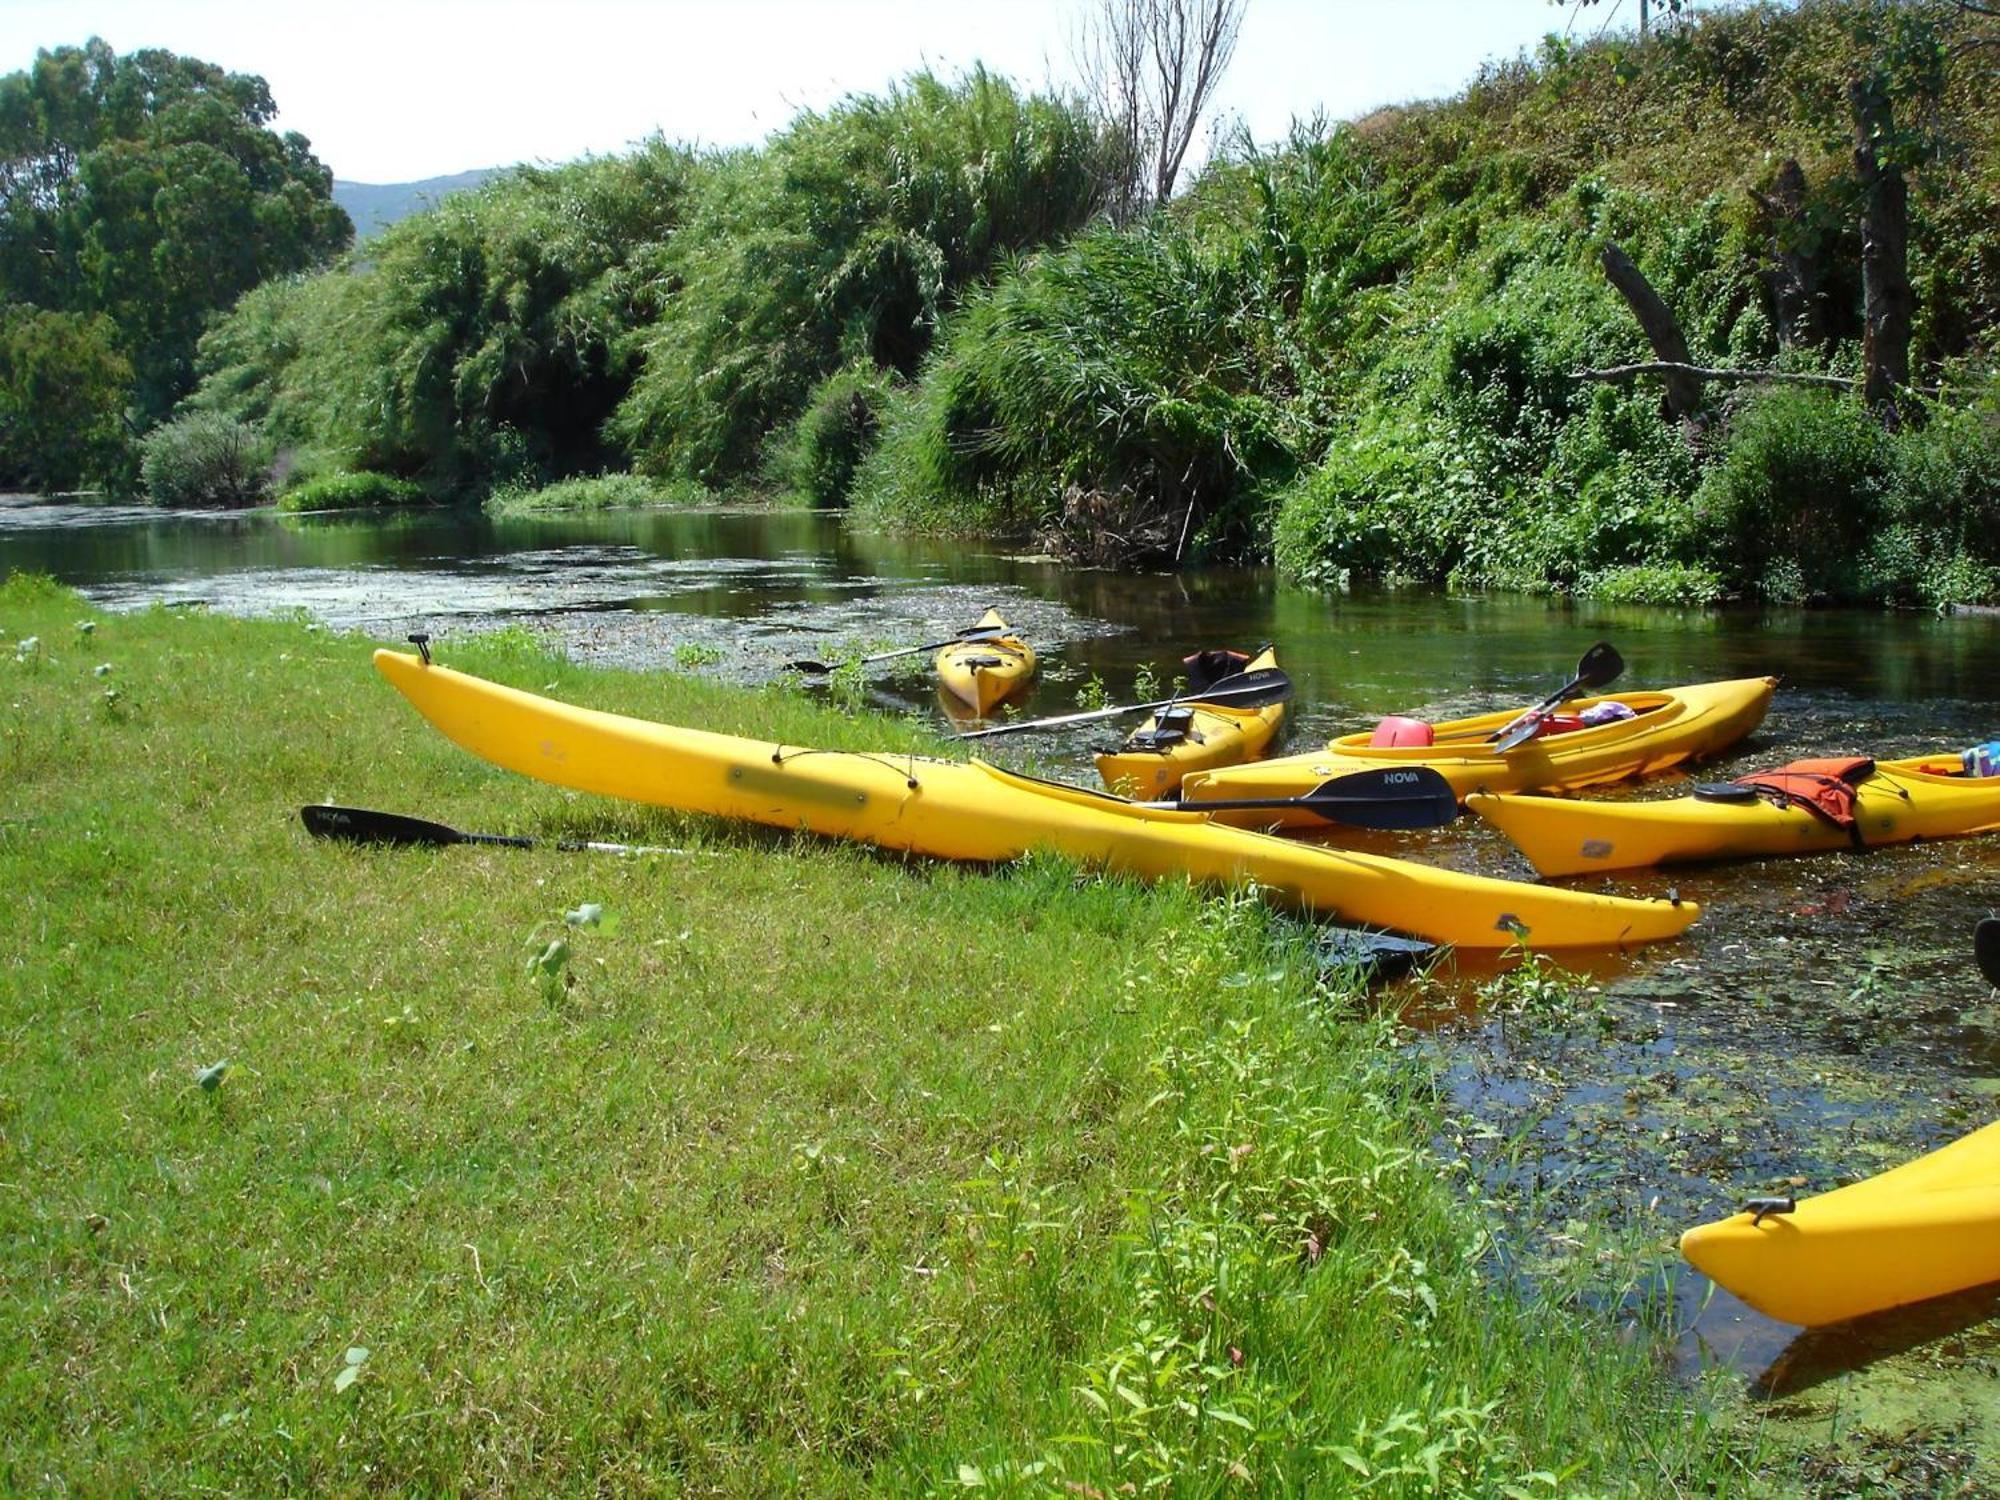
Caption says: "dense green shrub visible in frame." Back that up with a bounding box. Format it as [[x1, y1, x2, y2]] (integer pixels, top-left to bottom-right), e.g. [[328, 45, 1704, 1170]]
[[1584, 562, 1726, 605], [0, 306, 135, 491], [1868, 397, 2000, 605], [767, 362, 898, 505], [140, 412, 271, 507], [275, 471, 428, 512], [854, 221, 1301, 555], [484, 473, 688, 514], [610, 70, 1108, 488], [1690, 388, 1892, 601], [191, 143, 700, 489]]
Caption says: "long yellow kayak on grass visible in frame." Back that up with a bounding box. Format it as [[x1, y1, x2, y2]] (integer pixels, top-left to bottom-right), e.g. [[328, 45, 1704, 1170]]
[[1469, 754, 2000, 877], [372, 650, 1699, 951], [1681, 1118, 2000, 1327], [1179, 677, 1778, 831]]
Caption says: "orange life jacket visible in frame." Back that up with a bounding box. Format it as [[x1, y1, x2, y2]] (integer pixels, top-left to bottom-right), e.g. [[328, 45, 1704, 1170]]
[[1732, 756, 1877, 834]]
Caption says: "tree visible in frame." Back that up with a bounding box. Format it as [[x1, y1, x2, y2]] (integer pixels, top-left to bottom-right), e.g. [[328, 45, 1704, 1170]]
[[0, 306, 133, 490], [0, 38, 349, 483], [1073, 0, 1247, 222]]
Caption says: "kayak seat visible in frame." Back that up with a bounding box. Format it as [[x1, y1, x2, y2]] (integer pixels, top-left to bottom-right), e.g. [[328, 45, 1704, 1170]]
[[1370, 715, 1434, 748], [1129, 705, 1197, 753], [1538, 714, 1589, 736]]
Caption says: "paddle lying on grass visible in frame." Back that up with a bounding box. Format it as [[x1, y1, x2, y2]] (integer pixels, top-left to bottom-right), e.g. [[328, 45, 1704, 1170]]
[[301, 804, 689, 856], [1147, 766, 1461, 831], [1489, 641, 1626, 753], [955, 667, 1294, 741], [1979, 917, 2000, 988], [785, 624, 1009, 675]]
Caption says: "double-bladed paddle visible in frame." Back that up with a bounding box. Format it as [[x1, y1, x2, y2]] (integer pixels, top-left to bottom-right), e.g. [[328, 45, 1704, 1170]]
[[955, 667, 1294, 741], [1146, 766, 1461, 831], [1979, 917, 2000, 988], [785, 624, 1009, 675], [1490, 642, 1625, 753], [302, 804, 689, 856]]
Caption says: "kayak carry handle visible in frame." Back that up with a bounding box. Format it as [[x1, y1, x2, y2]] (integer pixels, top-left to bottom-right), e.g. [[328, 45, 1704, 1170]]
[[408, 631, 432, 666], [1743, 1195, 1796, 1225]]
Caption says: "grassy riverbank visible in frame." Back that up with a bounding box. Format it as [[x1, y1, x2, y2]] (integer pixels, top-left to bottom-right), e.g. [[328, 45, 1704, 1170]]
[[1, 575, 1760, 1491]]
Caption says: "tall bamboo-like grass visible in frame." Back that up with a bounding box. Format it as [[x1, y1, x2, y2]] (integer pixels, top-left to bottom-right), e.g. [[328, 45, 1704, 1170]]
[[609, 69, 1109, 490], [0, 575, 1763, 1491]]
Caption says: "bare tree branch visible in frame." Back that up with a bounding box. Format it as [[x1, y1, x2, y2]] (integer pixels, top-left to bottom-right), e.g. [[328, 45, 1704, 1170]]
[[1073, 0, 1245, 220], [1576, 362, 1862, 391]]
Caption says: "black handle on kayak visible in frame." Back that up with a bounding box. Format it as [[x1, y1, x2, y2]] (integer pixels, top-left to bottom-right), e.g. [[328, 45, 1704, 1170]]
[[1743, 1196, 1796, 1225]]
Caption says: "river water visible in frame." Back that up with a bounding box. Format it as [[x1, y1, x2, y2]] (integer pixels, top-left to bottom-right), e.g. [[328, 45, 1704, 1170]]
[[10, 495, 2000, 1439]]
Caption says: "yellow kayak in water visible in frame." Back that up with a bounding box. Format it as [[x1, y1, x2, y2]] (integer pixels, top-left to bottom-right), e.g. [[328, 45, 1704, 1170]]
[[1180, 677, 1777, 831], [1095, 646, 1287, 798], [371, 649, 1700, 951], [1681, 1118, 2000, 1327], [936, 608, 1035, 716], [1469, 754, 2000, 877]]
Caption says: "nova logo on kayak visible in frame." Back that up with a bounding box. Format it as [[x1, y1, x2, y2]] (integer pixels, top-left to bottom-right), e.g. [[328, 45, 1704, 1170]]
[[1379, 771, 1424, 785]]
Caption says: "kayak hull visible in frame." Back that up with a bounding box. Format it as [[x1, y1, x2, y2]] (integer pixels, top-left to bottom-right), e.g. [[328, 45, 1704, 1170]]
[[1095, 646, 1286, 798], [1181, 677, 1777, 831], [1469, 755, 2000, 877], [937, 608, 1035, 716], [1681, 1119, 2000, 1327], [372, 650, 1700, 951]]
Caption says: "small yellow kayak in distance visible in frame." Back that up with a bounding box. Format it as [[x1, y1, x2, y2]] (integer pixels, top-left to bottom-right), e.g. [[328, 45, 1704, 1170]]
[[936, 608, 1035, 717], [1681, 1118, 2000, 1327], [1180, 677, 1778, 831], [1096, 646, 1286, 799], [1469, 754, 2000, 877], [371, 649, 1701, 951]]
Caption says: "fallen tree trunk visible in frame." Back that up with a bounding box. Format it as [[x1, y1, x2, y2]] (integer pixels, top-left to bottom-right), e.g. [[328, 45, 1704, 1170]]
[[1576, 362, 1861, 391], [1599, 241, 1705, 423]]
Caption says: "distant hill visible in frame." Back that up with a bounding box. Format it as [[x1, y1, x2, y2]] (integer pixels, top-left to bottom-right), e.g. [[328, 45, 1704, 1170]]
[[333, 169, 504, 239]]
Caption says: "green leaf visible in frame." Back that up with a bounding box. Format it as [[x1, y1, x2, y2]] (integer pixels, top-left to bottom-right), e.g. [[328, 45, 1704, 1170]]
[[196, 1060, 228, 1092]]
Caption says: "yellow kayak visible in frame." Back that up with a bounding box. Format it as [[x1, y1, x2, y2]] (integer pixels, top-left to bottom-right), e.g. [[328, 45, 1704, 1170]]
[[1469, 754, 2000, 877], [936, 608, 1035, 716], [1681, 1118, 2000, 1327], [372, 649, 1700, 951], [1179, 677, 1777, 831], [1095, 646, 1286, 799]]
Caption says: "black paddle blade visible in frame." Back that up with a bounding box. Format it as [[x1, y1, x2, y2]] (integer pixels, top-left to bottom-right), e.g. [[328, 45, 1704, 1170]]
[[302, 804, 466, 848], [1979, 918, 2000, 989], [1577, 640, 1624, 690], [1302, 767, 1462, 830]]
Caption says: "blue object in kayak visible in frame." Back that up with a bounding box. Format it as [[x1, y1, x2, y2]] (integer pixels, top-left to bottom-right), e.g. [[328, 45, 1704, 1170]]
[[1964, 741, 2000, 778]]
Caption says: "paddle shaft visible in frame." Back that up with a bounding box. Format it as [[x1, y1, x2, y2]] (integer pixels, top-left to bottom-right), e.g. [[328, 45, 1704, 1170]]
[[787, 624, 1007, 675], [1490, 642, 1624, 752], [957, 668, 1291, 740], [302, 805, 689, 857], [1979, 918, 2000, 988]]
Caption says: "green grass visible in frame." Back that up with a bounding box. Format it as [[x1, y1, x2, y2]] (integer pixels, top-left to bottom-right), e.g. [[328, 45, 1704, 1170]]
[[484, 473, 704, 514], [0, 576, 1758, 1492], [274, 471, 430, 513]]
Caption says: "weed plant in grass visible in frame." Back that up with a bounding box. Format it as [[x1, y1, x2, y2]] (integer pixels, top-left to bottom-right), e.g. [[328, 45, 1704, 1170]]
[[0, 575, 1757, 1491]]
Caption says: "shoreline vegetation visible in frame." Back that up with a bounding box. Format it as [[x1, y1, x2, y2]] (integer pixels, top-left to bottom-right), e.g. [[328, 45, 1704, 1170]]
[[1, 574, 1763, 1490], [7, 9, 1995, 607]]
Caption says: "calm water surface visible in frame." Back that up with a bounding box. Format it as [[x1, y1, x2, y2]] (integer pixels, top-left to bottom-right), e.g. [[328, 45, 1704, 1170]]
[[10, 495, 2000, 1419]]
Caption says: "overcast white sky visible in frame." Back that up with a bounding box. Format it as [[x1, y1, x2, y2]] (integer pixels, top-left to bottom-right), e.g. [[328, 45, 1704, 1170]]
[[0, 0, 1628, 183]]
